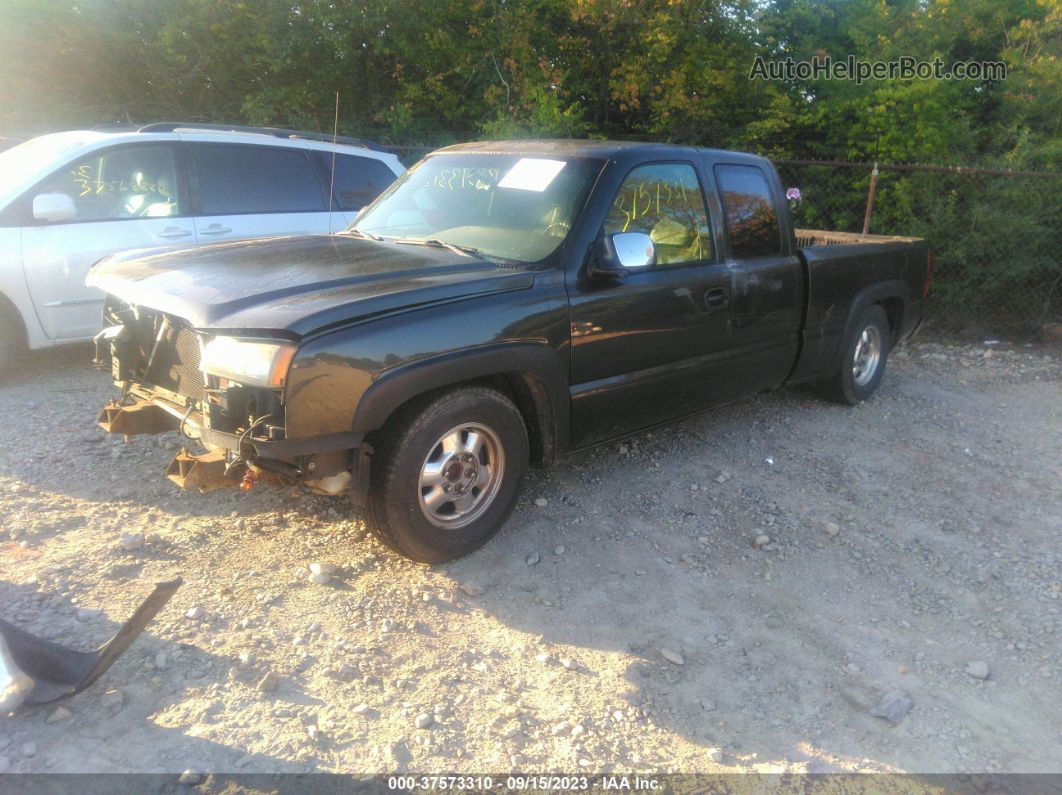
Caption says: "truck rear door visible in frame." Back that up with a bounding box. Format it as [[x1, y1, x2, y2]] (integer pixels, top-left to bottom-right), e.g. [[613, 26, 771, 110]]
[[710, 161, 802, 399]]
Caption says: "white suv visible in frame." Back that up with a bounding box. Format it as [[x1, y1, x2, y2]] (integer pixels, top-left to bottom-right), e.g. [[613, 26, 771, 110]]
[[0, 123, 405, 367]]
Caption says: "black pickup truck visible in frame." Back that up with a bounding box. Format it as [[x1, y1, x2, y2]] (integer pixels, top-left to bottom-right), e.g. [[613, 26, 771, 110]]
[[88, 140, 929, 562]]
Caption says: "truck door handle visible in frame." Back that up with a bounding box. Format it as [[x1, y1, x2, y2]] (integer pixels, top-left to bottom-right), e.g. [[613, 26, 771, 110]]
[[199, 224, 232, 236], [157, 227, 192, 240], [704, 287, 729, 310]]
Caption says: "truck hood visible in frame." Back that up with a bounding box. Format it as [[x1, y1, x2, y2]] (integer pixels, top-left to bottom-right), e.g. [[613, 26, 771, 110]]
[[86, 234, 535, 336]]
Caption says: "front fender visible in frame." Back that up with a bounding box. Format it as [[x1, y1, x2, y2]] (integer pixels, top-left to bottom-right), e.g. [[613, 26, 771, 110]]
[[282, 284, 570, 455], [353, 342, 569, 454]]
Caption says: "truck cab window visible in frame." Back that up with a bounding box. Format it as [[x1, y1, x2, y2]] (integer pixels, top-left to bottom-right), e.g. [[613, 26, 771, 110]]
[[33, 146, 180, 221], [714, 164, 781, 258], [603, 163, 713, 266]]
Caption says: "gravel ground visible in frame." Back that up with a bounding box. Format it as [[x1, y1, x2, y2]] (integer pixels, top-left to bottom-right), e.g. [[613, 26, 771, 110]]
[[1, 338, 1060, 776]]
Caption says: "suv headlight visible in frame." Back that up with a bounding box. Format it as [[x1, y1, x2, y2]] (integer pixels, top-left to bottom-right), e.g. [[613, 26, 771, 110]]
[[200, 336, 296, 388]]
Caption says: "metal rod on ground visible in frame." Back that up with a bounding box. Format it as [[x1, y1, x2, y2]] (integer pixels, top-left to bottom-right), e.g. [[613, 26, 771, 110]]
[[862, 161, 879, 235]]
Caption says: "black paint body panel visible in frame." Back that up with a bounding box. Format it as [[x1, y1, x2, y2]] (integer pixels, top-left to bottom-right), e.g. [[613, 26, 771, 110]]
[[92, 140, 928, 462]]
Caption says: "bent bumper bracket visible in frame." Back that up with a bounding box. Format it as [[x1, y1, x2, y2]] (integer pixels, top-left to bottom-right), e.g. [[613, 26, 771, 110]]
[[165, 449, 234, 492], [98, 399, 179, 437]]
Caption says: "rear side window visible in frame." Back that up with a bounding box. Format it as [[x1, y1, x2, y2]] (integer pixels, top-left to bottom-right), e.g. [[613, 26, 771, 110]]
[[191, 144, 326, 214], [311, 152, 398, 211], [714, 164, 781, 258]]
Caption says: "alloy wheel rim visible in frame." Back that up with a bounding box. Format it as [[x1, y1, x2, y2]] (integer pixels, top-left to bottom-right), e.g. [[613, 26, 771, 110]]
[[417, 423, 505, 530], [852, 325, 882, 387]]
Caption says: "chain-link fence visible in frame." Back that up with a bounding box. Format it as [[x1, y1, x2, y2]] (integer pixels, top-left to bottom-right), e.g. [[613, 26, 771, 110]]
[[773, 160, 1061, 338], [386, 146, 1061, 338]]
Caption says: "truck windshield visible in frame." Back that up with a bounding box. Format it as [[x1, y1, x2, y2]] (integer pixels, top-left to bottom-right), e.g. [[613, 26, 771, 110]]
[[347, 153, 601, 263]]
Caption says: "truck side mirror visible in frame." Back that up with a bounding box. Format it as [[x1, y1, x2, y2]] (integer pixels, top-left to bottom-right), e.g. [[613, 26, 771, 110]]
[[32, 193, 77, 223], [589, 232, 655, 279]]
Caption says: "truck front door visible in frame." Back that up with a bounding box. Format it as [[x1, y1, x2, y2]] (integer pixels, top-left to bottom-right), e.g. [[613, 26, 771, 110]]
[[567, 161, 732, 446]]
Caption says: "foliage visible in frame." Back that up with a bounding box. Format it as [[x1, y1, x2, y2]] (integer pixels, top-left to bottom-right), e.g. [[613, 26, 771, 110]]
[[0, 0, 1058, 329]]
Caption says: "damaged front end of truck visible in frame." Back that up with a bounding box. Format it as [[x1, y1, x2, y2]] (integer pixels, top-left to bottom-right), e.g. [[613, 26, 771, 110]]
[[93, 298, 370, 501]]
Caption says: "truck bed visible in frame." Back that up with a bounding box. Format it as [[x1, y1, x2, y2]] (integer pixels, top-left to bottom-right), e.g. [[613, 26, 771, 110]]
[[787, 229, 929, 385]]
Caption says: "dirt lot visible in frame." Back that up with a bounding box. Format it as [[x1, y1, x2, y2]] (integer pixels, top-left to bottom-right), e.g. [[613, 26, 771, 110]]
[[1, 338, 1060, 776]]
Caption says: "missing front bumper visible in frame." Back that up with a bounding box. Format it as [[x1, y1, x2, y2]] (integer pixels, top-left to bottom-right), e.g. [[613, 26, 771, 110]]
[[95, 395, 370, 499]]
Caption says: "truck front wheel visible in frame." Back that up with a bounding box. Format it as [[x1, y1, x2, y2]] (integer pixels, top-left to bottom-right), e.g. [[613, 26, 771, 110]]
[[364, 386, 529, 563], [821, 304, 890, 405]]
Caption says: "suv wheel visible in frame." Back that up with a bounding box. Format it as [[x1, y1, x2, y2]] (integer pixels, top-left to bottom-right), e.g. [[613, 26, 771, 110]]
[[0, 308, 21, 373], [365, 386, 529, 563], [821, 304, 890, 405]]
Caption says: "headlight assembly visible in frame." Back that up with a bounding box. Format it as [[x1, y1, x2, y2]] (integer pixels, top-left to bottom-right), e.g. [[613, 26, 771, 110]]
[[200, 336, 296, 388]]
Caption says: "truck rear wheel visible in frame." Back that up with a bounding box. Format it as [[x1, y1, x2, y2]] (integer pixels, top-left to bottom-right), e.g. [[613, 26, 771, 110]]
[[820, 304, 890, 405], [365, 386, 529, 563]]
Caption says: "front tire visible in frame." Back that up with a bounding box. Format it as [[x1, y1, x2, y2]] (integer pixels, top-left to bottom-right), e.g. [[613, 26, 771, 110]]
[[365, 386, 529, 563], [820, 304, 890, 405]]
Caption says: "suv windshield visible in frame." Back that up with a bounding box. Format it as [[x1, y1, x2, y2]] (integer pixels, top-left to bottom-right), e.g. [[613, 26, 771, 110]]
[[348, 153, 601, 263]]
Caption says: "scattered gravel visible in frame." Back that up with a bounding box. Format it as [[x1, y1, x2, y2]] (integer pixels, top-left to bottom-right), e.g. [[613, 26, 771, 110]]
[[0, 339, 1059, 774]]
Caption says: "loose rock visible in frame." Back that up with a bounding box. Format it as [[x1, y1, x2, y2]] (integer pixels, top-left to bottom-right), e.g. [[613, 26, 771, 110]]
[[46, 706, 72, 723], [526, 552, 540, 566], [660, 648, 685, 666], [185, 606, 204, 620], [459, 582, 485, 596], [119, 532, 145, 551], [415, 712, 434, 729], [179, 770, 205, 785], [965, 661, 990, 680], [870, 690, 913, 724], [534, 497, 548, 508], [256, 671, 279, 693]]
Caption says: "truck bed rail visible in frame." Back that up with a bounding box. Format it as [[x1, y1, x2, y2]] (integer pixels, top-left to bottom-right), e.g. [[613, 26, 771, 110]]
[[795, 229, 923, 247]]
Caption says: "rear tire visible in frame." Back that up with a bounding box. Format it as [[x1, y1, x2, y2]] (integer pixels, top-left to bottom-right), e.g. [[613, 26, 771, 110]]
[[0, 307, 22, 373], [365, 386, 529, 563], [820, 304, 890, 405]]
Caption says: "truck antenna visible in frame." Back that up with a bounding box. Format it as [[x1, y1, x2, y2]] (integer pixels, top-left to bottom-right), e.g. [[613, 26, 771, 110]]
[[328, 90, 339, 233]]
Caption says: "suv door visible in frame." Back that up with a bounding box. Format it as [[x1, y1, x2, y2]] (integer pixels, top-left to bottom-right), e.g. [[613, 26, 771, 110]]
[[20, 142, 193, 340], [567, 161, 732, 446], [188, 142, 330, 242]]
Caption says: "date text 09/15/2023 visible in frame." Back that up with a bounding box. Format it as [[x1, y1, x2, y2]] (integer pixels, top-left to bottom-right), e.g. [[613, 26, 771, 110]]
[[386, 775, 662, 791]]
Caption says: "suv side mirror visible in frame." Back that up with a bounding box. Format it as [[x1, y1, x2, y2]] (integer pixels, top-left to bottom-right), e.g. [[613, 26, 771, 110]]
[[33, 193, 77, 223], [589, 232, 655, 279]]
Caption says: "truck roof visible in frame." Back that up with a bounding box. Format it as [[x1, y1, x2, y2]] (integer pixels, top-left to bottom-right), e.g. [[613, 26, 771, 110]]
[[434, 139, 771, 166]]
